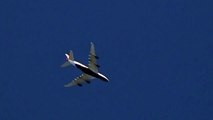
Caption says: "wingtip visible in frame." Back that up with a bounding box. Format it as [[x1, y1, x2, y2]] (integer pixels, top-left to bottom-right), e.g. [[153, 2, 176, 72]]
[[64, 84, 73, 87]]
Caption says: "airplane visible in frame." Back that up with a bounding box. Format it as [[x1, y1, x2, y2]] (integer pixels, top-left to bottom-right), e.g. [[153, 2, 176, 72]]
[[61, 42, 109, 87]]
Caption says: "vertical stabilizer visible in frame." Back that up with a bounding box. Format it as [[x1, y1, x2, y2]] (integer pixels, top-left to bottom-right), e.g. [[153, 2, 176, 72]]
[[61, 50, 74, 68], [66, 50, 74, 61]]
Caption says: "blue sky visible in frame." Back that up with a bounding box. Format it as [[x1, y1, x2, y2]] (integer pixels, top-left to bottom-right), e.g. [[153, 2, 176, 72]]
[[0, 0, 212, 120]]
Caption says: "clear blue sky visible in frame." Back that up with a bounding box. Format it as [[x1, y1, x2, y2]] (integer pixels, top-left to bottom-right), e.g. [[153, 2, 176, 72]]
[[0, 0, 212, 120]]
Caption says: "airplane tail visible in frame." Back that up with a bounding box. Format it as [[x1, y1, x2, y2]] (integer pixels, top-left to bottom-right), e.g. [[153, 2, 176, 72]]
[[61, 50, 74, 68], [65, 50, 74, 61]]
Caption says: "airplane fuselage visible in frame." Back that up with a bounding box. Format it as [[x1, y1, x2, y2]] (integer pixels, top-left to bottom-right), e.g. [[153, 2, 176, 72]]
[[71, 61, 109, 82]]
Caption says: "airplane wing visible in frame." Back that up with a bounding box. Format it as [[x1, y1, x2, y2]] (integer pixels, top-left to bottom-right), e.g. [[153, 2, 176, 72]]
[[88, 42, 100, 73], [64, 74, 91, 87]]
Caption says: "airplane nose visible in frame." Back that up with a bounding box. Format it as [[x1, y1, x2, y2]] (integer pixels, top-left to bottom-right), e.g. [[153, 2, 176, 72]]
[[104, 78, 109, 82]]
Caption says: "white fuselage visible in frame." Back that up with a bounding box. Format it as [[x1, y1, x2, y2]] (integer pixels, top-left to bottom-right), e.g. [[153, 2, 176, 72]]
[[68, 60, 109, 82]]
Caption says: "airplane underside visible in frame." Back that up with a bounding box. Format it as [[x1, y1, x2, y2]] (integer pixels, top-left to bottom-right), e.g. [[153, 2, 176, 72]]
[[75, 64, 109, 82]]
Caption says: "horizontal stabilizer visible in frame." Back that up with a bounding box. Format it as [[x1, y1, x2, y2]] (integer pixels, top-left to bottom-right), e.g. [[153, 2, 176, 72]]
[[61, 61, 71, 68]]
